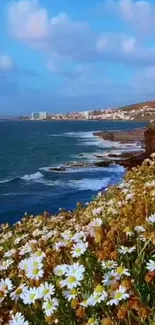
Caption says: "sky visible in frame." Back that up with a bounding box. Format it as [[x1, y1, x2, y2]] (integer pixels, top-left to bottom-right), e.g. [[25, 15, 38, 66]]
[[0, 0, 155, 115]]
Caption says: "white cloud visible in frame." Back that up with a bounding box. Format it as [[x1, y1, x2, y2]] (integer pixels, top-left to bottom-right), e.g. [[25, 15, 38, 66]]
[[0, 55, 14, 70], [105, 0, 155, 33], [7, 0, 50, 40], [6, 0, 155, 67]]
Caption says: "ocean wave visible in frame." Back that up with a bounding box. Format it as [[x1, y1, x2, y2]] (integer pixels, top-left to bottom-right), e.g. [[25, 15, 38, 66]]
[[68, 177, 111, 191], [0, 177, 18, 184], [21, 172, 43, 181], [40, 164, 125, 174]]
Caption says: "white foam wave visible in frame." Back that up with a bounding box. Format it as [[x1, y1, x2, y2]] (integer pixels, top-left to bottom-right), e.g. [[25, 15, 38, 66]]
[[0, 178, 15, 184], [68, 177, 111, 191], [21, 172, 43, 181]]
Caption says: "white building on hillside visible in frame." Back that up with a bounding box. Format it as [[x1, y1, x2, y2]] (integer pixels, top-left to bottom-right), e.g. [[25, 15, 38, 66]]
[[31, 112, 48, 120]]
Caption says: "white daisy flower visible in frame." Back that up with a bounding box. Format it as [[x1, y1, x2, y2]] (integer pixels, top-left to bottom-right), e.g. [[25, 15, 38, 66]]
[[4, 249, 16, 258], [30, 250, 46, 261], [53, 264, 69, 276], [10, 284, 28, 301], [118, 246, 136, 255], [9, 312, 29, 325], [71, 241, 88, 258], [89, 218, 103, 228], [88, 292, 107, 306], [38, 282, 55, 300], [0, 258, 14, 271], [42, 298, 59, 316], [116, 265, 130, 277], [72, 231, 86, 243], [60, 263, 85, 289], [61, 230, 72, 241], [146, 259, 155, 271], [53, 241, 66, 251], [21, 287, 39, 305], [101, 260, 118, 270], [25, 266, 44, 280], [134, 226, 145, 233], [0, 278, 14, 293], [63, 288, 78, 301], [102, 270, 119, 286], [107, 285, 129, 305], [19, 244, 32, 256], [146, 214, 155, 224]]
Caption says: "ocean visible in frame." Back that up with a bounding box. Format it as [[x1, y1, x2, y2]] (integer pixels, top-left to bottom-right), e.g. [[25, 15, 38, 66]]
[[0, 120, 147, 224]]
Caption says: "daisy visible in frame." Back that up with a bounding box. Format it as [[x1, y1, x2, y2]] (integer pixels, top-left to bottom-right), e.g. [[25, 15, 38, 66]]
[[134, 226, 145, 233], [10, 284, 28, 301], [21, 287, 39, 305], [0, 278, 14, 292], [101, 260, 118, 270], [9, 312, 29, 325], [30, 250, 46, 261], [63, 288, 78, 301], [146, 259, 155, 271], [0, 258, 14, 271], [25, 266, 44, 280], [53, 264, 69, 276], [42, 298, 59, 316], [53, 241, 66, 251], [60, 263, 85, 289], [118, 246, 136, 255], [71, 241, 88, 258], [107, 285, 129, 305], [146, 214, 155, 224], [72, 231, 86, 243], [89, 218, 103, 228], [123, 226, 134, 236], [38, 282, 55, 300], [4, 249, 16, 258], [116, 265, 130, 277], [102, 270, 119, 286], [19, 244, 32, 256]]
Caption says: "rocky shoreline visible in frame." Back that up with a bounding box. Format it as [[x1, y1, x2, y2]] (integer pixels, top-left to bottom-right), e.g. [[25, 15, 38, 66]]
[[49, 126, 152, 172]]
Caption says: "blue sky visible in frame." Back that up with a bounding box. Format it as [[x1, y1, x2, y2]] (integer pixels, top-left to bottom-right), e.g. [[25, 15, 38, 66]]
[[0, 0, 155, 115]]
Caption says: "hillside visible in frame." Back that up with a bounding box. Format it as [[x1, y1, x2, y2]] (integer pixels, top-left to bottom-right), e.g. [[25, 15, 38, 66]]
[[121, 100, 155, 112], [1, 155, 155, 324]]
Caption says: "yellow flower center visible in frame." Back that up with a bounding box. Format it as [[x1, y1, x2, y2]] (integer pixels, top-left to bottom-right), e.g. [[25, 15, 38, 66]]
[[95, 284, 103, 293], [30, 293, 36, 300], [46, 301, 53, 310], [115, 292, 123, 299], [43, 288, 49, 295], [88, 318, 96, 324], [75, 248, 81, 253], [15, 288, 22, 295], [33, 268, 40, 275], [68, 276, 76, 284], [116, 266, 124, 274]]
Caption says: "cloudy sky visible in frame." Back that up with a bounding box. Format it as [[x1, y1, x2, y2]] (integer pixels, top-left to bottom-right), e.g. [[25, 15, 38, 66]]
[[0, 0, 155, 115]]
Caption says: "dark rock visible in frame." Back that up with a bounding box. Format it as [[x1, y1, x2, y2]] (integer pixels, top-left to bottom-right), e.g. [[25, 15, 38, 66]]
[[93, 131, 114, 141], [144, 128, 155, 155], [49, 167, 66, 172], [94, 161, 112, 167]]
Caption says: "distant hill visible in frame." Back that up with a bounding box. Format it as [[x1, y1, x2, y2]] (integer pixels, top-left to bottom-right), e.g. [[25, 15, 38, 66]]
[[121, 100, 155, 112]]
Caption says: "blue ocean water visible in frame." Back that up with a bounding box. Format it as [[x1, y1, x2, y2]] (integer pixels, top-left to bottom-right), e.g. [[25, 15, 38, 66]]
[[0, 120, 147, 224]]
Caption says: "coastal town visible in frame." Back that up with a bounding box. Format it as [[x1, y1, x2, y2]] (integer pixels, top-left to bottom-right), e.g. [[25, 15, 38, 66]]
[[21, 100, 155, 121], [1, 100, 155, 121]]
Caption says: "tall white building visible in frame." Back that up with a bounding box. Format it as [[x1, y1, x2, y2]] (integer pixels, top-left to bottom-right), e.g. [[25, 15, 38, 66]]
[[31, 112, 48, 120]]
